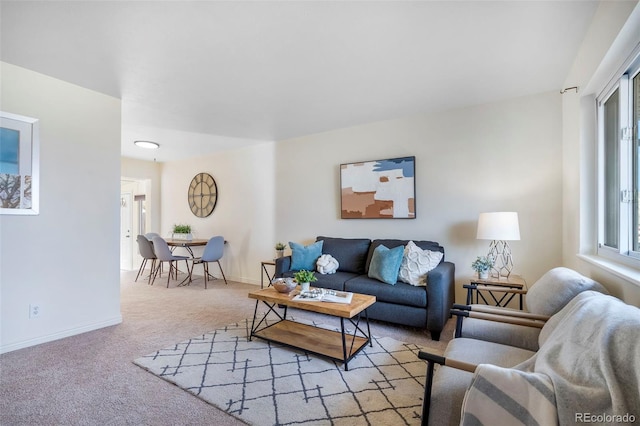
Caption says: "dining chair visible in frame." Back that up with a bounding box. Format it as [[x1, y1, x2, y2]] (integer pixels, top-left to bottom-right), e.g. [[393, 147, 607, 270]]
[[135, 235, 157, 284], [145, 232, 162, 240], [192, 236, 227, 288], [151, 236, 192, 288]]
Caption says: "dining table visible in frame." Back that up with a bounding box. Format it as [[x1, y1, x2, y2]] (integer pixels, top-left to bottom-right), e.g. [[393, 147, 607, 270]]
[[166, 238, 230, 283], [165, 238, 208, 257]]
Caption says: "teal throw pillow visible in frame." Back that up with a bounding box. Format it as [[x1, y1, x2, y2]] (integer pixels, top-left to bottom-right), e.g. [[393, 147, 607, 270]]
[[368, 244, 404, 285], [289, 240, 324, 271]]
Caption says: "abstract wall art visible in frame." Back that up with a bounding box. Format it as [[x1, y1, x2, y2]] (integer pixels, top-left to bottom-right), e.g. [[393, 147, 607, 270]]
[[0, 111, 39, 215], [340, 156, 415, 219]]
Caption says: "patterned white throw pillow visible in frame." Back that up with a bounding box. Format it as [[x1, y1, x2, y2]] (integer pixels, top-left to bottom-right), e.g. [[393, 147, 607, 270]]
[[398, 241, 443, 286], [316, 254, 339, 274]]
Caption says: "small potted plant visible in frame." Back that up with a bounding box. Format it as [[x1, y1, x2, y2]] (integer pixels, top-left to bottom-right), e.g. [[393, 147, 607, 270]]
[[293, 269, 317, 292], [275, 242, 287, 259], [172, 224, 193, 241], [471, 256, 494, 279]]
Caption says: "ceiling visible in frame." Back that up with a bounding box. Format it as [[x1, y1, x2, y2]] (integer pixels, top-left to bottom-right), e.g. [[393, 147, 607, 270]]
[[0, 1, 600, 162]]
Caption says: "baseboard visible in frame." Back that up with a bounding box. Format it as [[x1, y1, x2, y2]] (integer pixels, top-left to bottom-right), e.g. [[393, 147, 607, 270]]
[[0, 315, 123, 354], [229, 275, 260, 286]]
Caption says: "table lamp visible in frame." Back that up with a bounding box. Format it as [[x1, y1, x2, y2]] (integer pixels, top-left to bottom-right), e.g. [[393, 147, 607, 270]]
[[476, 212, 520, 278]]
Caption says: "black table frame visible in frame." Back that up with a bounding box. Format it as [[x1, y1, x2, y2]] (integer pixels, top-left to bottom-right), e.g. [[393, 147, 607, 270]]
[[249, 299, 372, 371], [464, 283, 525, 310]]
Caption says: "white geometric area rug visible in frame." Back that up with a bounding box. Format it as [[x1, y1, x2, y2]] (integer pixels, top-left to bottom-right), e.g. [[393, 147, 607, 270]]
[[134, 319, 427, 426]]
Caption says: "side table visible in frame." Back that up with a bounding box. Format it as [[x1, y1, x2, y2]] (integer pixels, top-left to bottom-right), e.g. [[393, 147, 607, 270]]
[[464, 275, 527, 310], [261, 260, 276, 289]]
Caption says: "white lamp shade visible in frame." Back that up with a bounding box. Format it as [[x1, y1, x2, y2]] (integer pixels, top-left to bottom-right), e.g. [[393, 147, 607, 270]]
[[476, 212, 520, 241]]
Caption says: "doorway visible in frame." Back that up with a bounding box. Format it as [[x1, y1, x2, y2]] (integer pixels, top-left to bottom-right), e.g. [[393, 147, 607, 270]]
[[120, 192, 133, 270], [120, 178, 152, 271]]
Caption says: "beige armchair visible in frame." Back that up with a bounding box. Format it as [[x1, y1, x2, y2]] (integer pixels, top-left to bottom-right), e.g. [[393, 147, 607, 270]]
[[418, 267, 611, 425], [455, 266, 607, 351]]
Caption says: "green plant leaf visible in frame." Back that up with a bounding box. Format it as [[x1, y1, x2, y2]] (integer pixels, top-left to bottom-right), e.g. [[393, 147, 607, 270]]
[[293, 269, 317, 283]]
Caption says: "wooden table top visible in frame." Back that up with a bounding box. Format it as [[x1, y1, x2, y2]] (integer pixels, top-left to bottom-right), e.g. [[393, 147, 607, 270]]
[[165, 238, 208, 246], [248, 286, 376, 319], [470, 274, 527, 289]]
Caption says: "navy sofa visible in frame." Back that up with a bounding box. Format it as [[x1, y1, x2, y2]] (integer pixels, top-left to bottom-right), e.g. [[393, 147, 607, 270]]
[[275, 236, 456, 340]]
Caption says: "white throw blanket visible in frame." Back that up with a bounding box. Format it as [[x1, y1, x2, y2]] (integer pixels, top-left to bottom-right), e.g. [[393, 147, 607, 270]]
[[461, 291, 640, 425], [461, 364, 557, 425]]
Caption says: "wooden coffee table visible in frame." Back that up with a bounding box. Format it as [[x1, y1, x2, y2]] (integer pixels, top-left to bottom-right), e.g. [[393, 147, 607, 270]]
[[248, 287, 376, 370]]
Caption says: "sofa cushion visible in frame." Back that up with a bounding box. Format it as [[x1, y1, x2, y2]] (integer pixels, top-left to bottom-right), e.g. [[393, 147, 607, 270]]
[[313, 271, 359, 292], [368, 244, 404, 284], [365, 239, 443, 272], [316, 236, 371, 274], [345, 276, 427, 308], [289, 240, 323, 271], [366, 302, 428, 328], [526, 267, 608, 316], [281, 270, 357, 292], [398, 240, 444, 286]]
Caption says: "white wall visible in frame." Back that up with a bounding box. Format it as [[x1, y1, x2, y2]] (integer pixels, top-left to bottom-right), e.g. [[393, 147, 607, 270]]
[[562, 1, 640, 306], [275, 91, 563, 303], [0, 63, 122, 353], [159, 142, 277, 284]]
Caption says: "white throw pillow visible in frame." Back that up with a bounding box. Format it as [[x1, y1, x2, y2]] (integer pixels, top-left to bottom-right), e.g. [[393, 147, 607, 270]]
[[398, 241, 443, 286], [316, 254, 339, 274]]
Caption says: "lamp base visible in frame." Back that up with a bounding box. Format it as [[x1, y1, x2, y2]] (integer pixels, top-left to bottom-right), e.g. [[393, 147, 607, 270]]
[[487, 240, 514, 278]]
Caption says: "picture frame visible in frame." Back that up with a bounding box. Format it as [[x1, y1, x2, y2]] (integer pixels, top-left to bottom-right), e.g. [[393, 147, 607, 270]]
[[340, 156, 415, 219], [0, 111, 40, 215]]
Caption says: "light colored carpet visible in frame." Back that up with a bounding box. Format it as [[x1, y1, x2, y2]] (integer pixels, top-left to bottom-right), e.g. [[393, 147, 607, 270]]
[[135, 319, 428, 425], [0, 270, 454, 425]]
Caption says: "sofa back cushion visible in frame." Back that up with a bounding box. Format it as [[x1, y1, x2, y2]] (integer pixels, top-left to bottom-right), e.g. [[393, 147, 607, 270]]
[[365, 239, 444, 272], [526, 267, 608, 317], [316, 236, 371, 274]]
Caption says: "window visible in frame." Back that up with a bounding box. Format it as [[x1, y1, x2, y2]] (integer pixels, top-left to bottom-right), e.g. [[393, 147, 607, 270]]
[[598, 56, 640, 264], [602, 88, 620, 249]]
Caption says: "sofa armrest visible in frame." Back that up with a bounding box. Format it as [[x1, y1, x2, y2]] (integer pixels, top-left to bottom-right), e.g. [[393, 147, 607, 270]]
[[275, 255, 292, 277], [425, 261, 455, 340]]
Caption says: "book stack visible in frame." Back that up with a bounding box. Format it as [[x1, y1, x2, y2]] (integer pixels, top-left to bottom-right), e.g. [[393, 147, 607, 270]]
[[292, 288, 354, 304]]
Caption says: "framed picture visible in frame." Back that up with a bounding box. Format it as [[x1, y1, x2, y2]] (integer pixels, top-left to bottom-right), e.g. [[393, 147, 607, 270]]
[[0, 111, 40, 215], [340, 156, 415, 219]]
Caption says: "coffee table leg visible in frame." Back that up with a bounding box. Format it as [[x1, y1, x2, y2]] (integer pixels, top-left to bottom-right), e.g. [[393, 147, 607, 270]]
[[249, 300, 260, 341], [365, 309, 372, 347], [340, 318, 349, 371], [249, 300, 288, 342]]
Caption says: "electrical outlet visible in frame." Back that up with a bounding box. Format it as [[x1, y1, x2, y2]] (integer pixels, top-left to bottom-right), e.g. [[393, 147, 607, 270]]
[[29, 304, 41, 319]]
